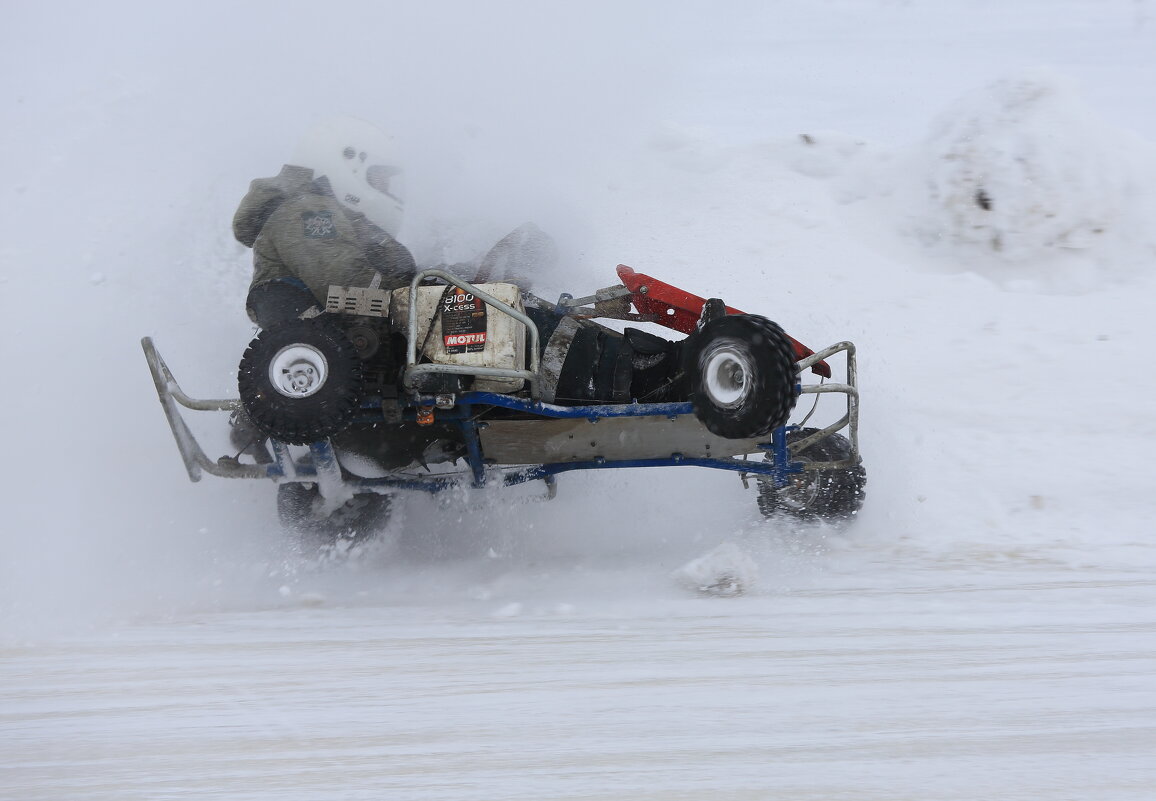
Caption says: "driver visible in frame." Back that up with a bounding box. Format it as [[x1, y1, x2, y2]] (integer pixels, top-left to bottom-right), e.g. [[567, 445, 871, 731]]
[[227, 117, 683, 467], [233, 116, 416, 328]]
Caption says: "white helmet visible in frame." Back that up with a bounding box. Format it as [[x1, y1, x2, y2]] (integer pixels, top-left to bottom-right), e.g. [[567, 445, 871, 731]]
[[291, 116, 404, 236]]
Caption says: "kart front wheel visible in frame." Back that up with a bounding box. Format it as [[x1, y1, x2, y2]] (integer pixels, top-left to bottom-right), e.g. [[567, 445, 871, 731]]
[[277, 483, 392, 546], [686, 314, 799, 439], [238, 318, 364, 445], [756, 428, 866, 522]]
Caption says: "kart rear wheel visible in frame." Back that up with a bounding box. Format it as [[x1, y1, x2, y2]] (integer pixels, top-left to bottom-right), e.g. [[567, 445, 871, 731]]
[[277, 483, 392, 545], [686, 314, 799, 439], [238, 318, 364, 445], [756, 428, 866, 522]]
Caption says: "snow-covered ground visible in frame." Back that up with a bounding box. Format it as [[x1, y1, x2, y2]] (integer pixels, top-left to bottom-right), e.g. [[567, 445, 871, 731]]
[[3, 2, 1156, 799]]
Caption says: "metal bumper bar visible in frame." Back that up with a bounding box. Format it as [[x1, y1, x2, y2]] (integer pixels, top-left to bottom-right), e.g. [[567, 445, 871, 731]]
[[141, 337, 269, 482], [792, 340, 860, 469]]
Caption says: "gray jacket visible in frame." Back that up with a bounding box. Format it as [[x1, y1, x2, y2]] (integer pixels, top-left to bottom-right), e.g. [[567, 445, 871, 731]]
[[233, 165, 416, 309]]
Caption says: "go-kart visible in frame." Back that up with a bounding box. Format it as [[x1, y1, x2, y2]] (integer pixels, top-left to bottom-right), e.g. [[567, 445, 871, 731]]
[[142, 264, 865, 543]]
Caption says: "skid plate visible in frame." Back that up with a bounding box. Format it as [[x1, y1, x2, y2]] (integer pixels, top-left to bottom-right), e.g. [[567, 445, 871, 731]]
[[478, 413, 769, 464]]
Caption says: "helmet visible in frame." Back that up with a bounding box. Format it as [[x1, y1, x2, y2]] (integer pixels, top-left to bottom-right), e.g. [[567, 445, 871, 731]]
[[291, 116, 404, 236]]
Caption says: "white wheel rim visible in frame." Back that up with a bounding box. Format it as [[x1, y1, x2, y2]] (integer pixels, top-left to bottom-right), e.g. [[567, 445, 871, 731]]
[[703, 346, 750, 407], [269, 344, 329, 398]]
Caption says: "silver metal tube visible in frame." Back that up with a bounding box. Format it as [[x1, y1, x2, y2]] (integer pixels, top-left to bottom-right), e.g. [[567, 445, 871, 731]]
[[141, 337, 268, 481], [796, 340, 855, 372], [800, 383, 856, 395], [790, 340, 860, 469], [142, 337, 239, 411]]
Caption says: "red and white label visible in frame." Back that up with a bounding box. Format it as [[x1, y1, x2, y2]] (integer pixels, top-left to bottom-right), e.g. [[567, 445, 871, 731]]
[[440, 285, 488, 353], [444, 332, 487, 347]]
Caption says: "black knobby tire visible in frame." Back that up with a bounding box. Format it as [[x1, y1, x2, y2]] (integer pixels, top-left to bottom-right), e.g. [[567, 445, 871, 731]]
[[238, 318, 364, 445], [277, 483, 392, 545], [686, 314, 799, 439], [756, 427, 867, 522]]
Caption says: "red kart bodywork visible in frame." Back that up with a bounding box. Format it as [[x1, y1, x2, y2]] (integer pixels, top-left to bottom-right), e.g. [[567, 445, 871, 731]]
[[616, 265, 831, 378]]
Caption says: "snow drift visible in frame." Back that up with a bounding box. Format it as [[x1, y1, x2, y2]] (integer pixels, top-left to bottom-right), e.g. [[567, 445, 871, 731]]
[[905, 70, 1156, 285]]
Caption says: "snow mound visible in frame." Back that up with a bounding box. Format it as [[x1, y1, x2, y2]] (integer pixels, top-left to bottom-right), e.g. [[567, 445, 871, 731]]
[[908, 70, 1156, 282], [671, 541, 759, 597]]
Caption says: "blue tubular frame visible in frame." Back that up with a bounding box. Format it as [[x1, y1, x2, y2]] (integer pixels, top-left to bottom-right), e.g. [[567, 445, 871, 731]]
[[453, 391, 694, 420], [244, 391, 804, 495], [323, 391, 803, 494], [500, 451, 799, 487]]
